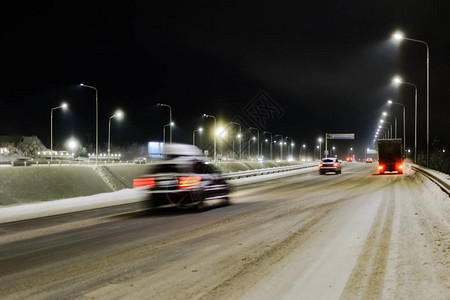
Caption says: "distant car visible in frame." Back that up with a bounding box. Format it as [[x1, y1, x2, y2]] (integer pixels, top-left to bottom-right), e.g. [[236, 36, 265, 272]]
[[365, 158, 373, 163], [346, 156, 353, 162], [134, 157, 147, 164], [134, 143, 229, 210], [319, 157, 342, 175]]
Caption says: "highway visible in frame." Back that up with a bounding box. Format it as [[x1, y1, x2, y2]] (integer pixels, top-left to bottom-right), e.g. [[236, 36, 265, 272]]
[[0, 163, 449, 299]]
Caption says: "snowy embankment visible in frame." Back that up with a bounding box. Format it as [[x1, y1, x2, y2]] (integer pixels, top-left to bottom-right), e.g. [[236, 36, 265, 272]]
[[0, 165, 317, 224]]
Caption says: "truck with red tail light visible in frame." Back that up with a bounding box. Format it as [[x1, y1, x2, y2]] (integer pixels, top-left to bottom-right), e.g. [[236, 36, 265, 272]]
[[377, 139, 403, 174]]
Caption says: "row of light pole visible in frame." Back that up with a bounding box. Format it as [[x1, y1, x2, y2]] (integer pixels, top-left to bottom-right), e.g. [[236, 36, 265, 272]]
[[191, 115, 296, 161], [372, 76, 417, 162], [50, 84, 124, 164], [51, 100, 123, 162], [392, 31, 430, 167], [155, 108, 353, 162]]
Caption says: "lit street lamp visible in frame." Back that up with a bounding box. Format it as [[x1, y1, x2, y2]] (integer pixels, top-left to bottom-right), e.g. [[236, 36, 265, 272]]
[[275, 134, 284, 160], [80, 83, 99, 164], [380, 119, 392, 139], [302, 144, 306, 160], [383, 111, 397, 138], [158, 103, 173, 143], [388, 99, 406, 157], [263, 131, 273, 160], [248, 136, 256, 159], [50, 102, 68, 161], [108, 110, 123, 158], [237, 133, 242, 160], [203, 114, 217, 161], [230, 122, 242, 160], [392, 30, 430, 167], [193, 127, 203, 146], [249, 127, 260, 157], [66, 137, 79, 153], [284, 137, 294, 158], [291, 141, 295, 159], [379, 125, 389, 139], [392, 76, 418, 163], [318, 137, 323, 158], [163, 122, 174, 144]]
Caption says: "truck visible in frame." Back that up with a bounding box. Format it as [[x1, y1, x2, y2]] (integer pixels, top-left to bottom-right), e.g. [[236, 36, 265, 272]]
[[377, 139, 403, 174]]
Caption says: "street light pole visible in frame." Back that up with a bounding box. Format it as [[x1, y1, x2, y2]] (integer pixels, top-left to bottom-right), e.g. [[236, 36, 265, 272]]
[[264, 131, 273, 160], [275, 134, 283, 160], [302, 144, 306, 160], [318, 137, 323, 159], [193, 127, 203, 146], [388, 100, 406, 156], [393, 77, 418, 163], [80, 83, 98, 164], [203, 114, 216, 161], [108, 110, 123, 159], [393, 32, 430, 166], [248, 137, 256, 159], [230, 122, 242, 160], [384, 121, 393, 139], [50, 103, 68, 161], [285, 137, 291, 157], [159, 103, 173, 143], [249, 127, 260, 157]]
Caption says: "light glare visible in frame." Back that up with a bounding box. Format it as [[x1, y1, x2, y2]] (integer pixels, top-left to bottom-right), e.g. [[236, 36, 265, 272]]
[[392, 76, 402, 85], [392, 31, 404, 41]]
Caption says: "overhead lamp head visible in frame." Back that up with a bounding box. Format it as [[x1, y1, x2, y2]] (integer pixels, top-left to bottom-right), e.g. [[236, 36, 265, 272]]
[[392, 31, 404, 41]]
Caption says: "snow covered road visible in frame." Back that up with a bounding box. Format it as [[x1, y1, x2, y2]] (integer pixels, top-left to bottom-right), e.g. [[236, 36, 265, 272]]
[[0, 163, 448, 299]]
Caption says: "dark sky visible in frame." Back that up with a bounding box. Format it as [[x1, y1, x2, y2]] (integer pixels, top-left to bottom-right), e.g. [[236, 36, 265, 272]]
[[1, 1, 449, 159]]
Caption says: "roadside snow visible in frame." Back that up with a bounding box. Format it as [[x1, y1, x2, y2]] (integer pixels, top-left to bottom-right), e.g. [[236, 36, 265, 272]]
[[0, 189, 146, 224]]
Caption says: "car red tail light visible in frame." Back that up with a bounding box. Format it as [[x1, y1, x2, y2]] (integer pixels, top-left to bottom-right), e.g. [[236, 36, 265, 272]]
[[378, 166, 384, 170], [333, 163, 338, 167], [178, 176, 201, 188], [318, 163, 323, 167], [398, 165, 403, 169], [133, 177, 155, 188]]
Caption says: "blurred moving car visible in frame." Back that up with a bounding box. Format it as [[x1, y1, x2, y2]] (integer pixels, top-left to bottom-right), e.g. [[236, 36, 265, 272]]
[[134, 157, 147, 164], [133, 144, 229, 210], [346, 156, 353, 162], [319, 157, 342, 175], [365, 157, 373, 163]]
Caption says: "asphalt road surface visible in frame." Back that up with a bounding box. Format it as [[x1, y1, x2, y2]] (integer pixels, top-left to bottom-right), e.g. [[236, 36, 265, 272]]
[[0, 163, 449, 299]]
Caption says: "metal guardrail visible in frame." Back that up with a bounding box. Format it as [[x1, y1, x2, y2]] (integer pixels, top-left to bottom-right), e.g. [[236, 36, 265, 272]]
[[0, 160, 145, 167], [411, 164, 450, 196], [223, 163, 318, 180]]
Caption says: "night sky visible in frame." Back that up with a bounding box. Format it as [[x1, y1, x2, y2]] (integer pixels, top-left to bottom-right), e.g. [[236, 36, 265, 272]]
[[1, 1, 449, 159]]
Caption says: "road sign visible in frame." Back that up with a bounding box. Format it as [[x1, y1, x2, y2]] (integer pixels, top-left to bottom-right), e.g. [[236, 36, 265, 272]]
[[324, 150, 329, 155], [366, 149, 377, 154], [326, 133, 355, 139]]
